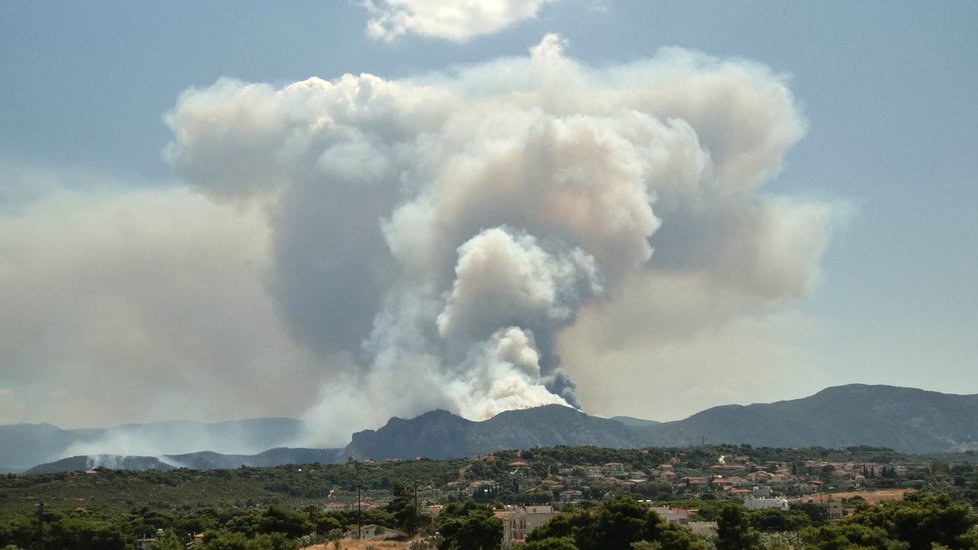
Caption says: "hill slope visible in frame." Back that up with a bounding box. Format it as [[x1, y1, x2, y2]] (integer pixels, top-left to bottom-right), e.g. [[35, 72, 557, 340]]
[[11, 384, 978, 471], [345, 384, 978, 459], [0, 417, 304, 473], [635, 384, 978, 453], [344, 404, 639, 460]]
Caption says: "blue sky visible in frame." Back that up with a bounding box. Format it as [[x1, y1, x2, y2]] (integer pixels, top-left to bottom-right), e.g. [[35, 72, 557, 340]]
[[1, 1, 976, 443]]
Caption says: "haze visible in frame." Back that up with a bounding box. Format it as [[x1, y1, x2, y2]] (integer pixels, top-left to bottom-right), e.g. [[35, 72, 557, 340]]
[[1, 1, 976, 451]]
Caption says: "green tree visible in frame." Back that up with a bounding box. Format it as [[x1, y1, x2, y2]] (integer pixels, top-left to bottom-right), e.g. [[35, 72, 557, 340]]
[[518, 536, 578, 549], [172, 508, 219, 535], [715, 502, 760, 550], [800, 491, 978, 550], [258, 505, 311, 538], [249, 532, 298, 550], [47, 515, 126, 550], [794, 501, 829, 526], [527, 494, 705, 550], [747, 507, 811, 533], [844, 495, 871, 513], [657, 523, 708, 550], [149, 530, 186, 550], [819, 465, 836, 485], [223, 510, 262, 538], [800, 522, 898, 550], [0, 513, 33, 549], [202, 530, 249, 550], [312, 514, 343, 537], [852, 492, 973, 550], [435, 500, 502, 550], [525, 508, 587, 544], [585, 494, 663, 549], [388, 479, 419, 534]]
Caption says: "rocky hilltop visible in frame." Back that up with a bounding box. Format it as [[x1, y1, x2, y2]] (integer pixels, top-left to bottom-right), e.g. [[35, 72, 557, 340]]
[[345, 404, 639, 460]]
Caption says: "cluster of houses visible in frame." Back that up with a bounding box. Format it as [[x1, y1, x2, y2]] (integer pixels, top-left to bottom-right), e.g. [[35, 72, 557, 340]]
[[476, 454, 909, 545], [565, 455, 909, 499], [492, 502, 723, 547], [317, 453, 927, 546]]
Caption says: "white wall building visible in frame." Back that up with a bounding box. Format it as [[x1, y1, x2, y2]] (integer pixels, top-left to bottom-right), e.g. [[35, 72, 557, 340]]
[[744, 497, 790, 511], [497, 505, 556, 547]]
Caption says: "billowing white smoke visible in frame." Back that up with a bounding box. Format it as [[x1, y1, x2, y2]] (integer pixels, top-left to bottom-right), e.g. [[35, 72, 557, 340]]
[[164, 35, 833, 445]]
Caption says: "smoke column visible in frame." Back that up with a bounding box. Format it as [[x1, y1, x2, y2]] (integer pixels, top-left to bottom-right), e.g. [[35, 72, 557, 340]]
[[164, 35, 834, 445]]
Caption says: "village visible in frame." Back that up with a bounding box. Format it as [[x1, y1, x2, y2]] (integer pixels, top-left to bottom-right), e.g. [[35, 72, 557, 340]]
[[4, 444, 975, 549], [312, 446, 947, 548]]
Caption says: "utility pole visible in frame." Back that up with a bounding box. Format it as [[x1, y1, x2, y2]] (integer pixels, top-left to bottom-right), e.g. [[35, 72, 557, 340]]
[[36, 502, 44, 550], [356, 462, 362, 540], [414, 480, 419, 536]]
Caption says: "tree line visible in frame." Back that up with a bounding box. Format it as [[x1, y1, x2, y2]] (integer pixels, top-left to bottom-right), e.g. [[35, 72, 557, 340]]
[[3, 490, 978, 549]]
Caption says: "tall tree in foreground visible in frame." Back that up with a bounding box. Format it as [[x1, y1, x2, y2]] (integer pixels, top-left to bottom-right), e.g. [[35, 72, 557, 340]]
[[803, 491, 978, 550], [388, 479, 420, 534], [715, 502, 760, 550], [434, 500, 502, 550], [525, 494, 705, 550]]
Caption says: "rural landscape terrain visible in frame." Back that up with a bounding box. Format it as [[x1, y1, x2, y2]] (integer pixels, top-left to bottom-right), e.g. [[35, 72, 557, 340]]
[[3, 1, 975, 549], [3, 384, 978, 549]]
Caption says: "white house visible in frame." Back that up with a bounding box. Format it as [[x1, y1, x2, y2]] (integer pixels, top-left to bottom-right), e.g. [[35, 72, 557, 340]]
[[496, 505, 556, 547], [744, 497, 790, 511]]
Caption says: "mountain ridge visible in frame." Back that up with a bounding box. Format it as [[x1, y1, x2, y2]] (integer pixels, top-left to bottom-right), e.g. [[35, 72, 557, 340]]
[[344, 404, 639, 460], [633, 383, 978, 452], [0, 417, 305, 473], [9, 384, 978, 472]]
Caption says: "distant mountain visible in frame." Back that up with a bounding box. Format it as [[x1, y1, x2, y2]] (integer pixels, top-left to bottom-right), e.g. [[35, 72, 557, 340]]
[[26, 447, 346, 474], [27, 455, 176, 474], [344, 404, 640, 460], [10, 384, 978, 472], [0, 423, 102, 472], [164, 448, 344, 470], [611, 415, 661, 427], [0, 417, 304, 473], [634, 384, 978, 453], [344, 385, 978, 459]]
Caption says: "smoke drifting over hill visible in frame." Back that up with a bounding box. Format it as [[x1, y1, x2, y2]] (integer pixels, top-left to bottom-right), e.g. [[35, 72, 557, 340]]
[[164, 35, 837, 445]]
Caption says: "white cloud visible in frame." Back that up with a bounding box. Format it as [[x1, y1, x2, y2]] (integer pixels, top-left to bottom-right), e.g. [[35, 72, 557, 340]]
[[162, 36, 844, 444], [363, 0, 557, 42], [0, 34, 848, 447]]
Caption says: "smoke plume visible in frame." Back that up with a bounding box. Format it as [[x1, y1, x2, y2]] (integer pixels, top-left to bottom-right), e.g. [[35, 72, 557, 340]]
[[164, 35, 836, 445]]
